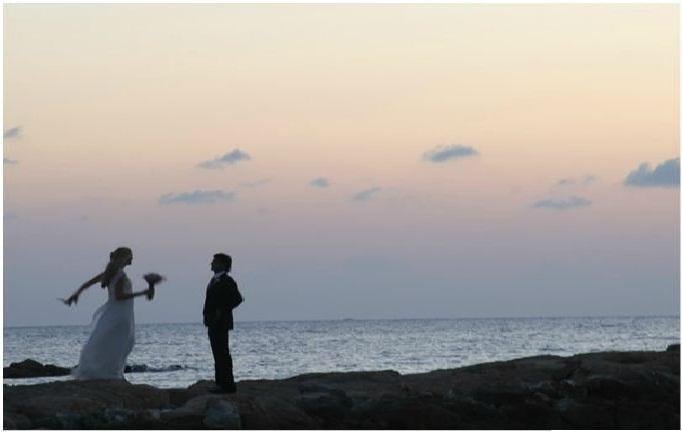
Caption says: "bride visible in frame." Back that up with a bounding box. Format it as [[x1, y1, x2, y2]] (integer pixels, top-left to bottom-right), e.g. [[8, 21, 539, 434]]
[[62, 247, 160, 380]]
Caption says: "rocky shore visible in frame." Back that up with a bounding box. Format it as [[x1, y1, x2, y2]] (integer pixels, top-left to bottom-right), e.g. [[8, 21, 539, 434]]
[[4, 360, 187, 378], [4, 345, 680, 429]]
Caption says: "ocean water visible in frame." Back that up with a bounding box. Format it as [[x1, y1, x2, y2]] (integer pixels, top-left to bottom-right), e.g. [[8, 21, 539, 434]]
[[4, 317, 679, 389]]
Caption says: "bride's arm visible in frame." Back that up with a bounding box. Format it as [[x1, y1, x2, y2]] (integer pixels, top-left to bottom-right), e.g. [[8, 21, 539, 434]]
[[63, 273, 103, 305], [115, 280, 154, 301]]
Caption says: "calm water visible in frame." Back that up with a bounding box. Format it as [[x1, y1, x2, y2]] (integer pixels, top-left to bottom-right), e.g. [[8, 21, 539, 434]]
[[4, 317, 679, 388]]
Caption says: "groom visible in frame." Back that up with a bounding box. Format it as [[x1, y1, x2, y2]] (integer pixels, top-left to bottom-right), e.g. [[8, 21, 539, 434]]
[[203, 253, 243, 393]]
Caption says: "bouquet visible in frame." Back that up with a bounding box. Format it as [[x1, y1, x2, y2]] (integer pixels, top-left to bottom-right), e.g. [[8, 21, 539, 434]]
[[143, 273, 165, 300]]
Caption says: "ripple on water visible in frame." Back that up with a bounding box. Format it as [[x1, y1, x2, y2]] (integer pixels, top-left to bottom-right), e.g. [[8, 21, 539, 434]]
[[4, 317, 679, 388]]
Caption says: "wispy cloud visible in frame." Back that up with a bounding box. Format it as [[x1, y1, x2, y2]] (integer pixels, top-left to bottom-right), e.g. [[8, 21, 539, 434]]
[[198, 149, 251, 169], [159, 190, 235, 205], [3, 158, 18, 165], [310, 177, 330, 188], [533, 196, 592, 210], [3, 127, 21, 140], [239, 178, 271, 188], [556, 175, 597, 186], [624, 157, 680, 188], [352, 187, 381, 201], [423, 144, 478, 163]]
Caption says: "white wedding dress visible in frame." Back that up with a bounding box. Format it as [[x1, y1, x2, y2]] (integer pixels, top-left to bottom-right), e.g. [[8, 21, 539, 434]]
[[73, 269, 135, 380]]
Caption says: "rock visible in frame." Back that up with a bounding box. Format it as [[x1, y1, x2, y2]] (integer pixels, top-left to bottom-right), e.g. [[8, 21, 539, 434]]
[[247, 395, 320, 429], [4, 379, 170, 427], [584, 375, 634, 400], [203, 398, 241, 429], [441, 395, 499, 429], [614, 400, 681, 429], [349, 393, 462, 429], [499, 400, 564, 429], [166, 387, 192, 407], [3, 360, 189, 379], [153, 394, 242, 429], [296, 389, 353, 426], [153, 393, 212, 429], [4, 359, 71, 378], [555, 398, 615, 428], [4, 348, 679, 429], [124, 364, 149, 373], [3, 412, 32, 429], [158, 408, 205, 429]]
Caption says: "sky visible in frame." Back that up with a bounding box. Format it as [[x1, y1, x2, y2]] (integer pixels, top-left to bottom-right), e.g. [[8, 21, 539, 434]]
[[3, 4, 680, 327]]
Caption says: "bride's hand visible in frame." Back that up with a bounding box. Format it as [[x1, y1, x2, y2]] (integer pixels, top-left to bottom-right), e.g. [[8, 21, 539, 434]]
[[59, 293, 79, 306]]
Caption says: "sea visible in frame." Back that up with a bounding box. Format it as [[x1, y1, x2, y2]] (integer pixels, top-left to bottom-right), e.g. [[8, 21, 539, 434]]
[[4, 317, 679, 389]]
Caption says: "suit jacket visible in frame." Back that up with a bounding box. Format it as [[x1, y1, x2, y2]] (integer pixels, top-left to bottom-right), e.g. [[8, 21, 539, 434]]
[[203, 273, 243, 330]]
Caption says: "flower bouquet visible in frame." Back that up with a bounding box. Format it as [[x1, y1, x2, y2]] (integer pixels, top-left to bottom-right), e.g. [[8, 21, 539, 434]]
[[143, 273, 165, 300]]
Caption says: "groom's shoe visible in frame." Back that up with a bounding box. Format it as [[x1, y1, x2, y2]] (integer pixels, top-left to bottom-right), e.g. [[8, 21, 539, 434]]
[[221, 382, 237, 394], [209, 387, 226, 394], [209, 383, 237, 394]]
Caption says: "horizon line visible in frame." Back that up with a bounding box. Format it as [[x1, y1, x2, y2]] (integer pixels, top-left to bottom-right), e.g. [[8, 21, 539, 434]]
[[4, 313, 680, 329]]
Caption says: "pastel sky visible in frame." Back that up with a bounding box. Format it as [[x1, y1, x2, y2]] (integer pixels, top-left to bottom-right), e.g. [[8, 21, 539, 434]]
[[4, 4, 679, 327]]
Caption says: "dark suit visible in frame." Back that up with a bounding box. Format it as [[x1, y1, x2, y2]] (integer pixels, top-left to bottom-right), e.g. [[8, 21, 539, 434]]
[[203, 273, 243, 388]]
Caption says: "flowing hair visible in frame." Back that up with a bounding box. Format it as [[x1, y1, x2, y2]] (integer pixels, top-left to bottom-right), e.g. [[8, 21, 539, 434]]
[[101, 247, 132, 288]]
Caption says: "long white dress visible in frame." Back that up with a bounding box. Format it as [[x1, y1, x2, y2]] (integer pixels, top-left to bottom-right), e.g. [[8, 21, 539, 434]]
[[73, 269, 135, 380]]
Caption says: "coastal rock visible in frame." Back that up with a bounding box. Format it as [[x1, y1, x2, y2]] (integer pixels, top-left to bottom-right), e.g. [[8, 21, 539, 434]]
[[3, 412, 32, 430], [246, 395, 321, 429], [348, 393, 462, 429], [4, 345, 679, 429], [3, 359, 71, 378], [296, 389, 353, 427], [203, 399, 241, 429], [2, 361, 188, 379], [4, 379, 170, 428], [555, 397, 614, 428]]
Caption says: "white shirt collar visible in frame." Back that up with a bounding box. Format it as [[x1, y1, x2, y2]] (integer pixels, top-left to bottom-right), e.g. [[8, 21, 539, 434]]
[[212, 271, 227, 280]]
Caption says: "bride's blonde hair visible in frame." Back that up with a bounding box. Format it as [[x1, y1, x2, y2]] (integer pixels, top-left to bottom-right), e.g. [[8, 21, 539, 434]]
[[101, 247, 132, 288]]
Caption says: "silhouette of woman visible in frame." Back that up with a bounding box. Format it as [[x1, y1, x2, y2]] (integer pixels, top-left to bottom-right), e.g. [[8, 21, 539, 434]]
[[62, 247, 160, 379]]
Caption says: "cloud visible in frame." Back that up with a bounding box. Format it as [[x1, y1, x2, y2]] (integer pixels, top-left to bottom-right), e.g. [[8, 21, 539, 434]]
[[198, 149, 251, 169], [352, 187, 381, 201], [159, 190, 235, 205], [533, 196, 592, 210], [3, 127, 21, 140], [239, 178, 271, 188], [556, 175, 597, 186], [423, 144, 478, 163], [310, 177, 330, 188], [624, 157, 680, 188], [4, 158, 18, 165]]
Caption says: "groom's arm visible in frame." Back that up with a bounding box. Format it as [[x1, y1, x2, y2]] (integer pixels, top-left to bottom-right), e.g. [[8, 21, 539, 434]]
[[227, 279, 243, 310], [212, 278, 241, 322]]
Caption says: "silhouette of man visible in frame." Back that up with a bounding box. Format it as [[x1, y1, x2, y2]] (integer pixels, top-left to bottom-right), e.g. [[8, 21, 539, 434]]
[[203, 253, 243, 393]]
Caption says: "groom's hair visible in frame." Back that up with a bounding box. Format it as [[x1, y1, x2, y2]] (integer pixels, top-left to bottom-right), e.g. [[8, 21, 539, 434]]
[[214, 253, 232, 271]]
